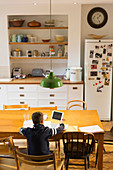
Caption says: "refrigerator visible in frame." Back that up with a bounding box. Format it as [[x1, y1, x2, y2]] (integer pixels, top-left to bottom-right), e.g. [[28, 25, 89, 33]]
[[84, 39, 113, 120]]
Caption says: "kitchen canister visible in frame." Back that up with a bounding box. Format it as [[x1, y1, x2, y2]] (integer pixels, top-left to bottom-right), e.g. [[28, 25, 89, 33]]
[[70, 67, 82, 82]]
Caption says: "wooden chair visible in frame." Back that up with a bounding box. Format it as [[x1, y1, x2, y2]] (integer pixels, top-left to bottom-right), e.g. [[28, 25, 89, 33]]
[[3, 104, 29, 110], [0, 136, 15, 159], [62, 132, 95, 170], [0, 136, 19, 169], [29, 106, 57, 110], [66, 100, 87, 110], [15, 150, 64, 170]]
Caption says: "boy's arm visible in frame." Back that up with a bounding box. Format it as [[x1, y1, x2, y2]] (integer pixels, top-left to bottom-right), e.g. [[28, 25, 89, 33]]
[[19, 128, 27, 136], [49, 123, 65, 136]]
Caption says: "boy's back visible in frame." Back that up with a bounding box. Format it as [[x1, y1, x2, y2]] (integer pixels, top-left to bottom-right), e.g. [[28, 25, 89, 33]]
[[21, 124, 52, 155]]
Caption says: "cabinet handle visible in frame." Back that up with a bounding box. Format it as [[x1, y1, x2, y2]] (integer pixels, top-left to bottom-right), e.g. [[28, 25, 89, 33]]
[[20, 94, 24, 97], [50, 102, 54, 104], [73, 87, 78, 90], [20, 102, 25, 104], [0, 87, 1, 90], [50, 94, 55, 97], [19, 87, 24, 89]]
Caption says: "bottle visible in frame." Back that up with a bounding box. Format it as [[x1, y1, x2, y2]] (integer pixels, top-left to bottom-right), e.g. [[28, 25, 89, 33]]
[[57, 45, 63, 57], [66, 68, 70, 80]]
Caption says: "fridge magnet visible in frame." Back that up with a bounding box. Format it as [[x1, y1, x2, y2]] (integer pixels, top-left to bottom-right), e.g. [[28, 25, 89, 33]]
[[101, 45, 103, 48], [106, 56, 109, 61], [101, 67, 106, 71], [104, 78, 110, 86], [96, 77, 101, 80], [106, 64, 110, 67], [99, 70, 101, 73], [91, 65, 97, 69], [89, 50, 94, 58], [92, 60, 98, 64], [93, 84, 95, 86], [102, 63, 106, 67], [97, 86, 103, 92], [107, 52, 112, 56], [95, 53, 102, 58], [110, 61, 112, 66], [95, 83, 98, 85], [88, 77, 95, 80], [90, 71, 97, 76], [103, 48, 106, 54], [99, 81, 102, 83], [95, 45, 99, 49]]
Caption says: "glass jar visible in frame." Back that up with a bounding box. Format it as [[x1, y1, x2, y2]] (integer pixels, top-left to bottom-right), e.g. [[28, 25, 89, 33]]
[[57, 45, 63, 57]]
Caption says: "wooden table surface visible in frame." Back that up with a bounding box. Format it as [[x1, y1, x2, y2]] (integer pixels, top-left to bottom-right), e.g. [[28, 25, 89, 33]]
[[0, 110, 104, 170]]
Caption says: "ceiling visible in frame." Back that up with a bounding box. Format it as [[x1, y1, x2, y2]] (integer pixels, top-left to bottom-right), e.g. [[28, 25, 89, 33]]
[[0, 0, 113, 5]]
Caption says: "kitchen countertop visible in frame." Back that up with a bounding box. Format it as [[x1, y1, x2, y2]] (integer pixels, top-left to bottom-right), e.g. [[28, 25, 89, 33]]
[[0, 77, 83, 84]]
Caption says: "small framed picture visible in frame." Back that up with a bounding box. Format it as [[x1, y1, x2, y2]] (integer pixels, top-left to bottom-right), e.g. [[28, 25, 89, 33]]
[[91, 65, 97, 69], [89, 50, 94, 58], [92, 60, 98, 64], [90, 71, 97, 76]]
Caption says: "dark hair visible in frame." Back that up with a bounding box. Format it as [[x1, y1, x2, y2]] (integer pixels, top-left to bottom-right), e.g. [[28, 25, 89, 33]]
[[32, 112, 43, 124]]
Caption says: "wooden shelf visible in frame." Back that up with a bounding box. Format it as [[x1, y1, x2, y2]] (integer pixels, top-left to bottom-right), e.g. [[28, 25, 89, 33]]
[[8, 27, 68, 30], [10, 56, 68, 59], [9, 42, 68, 45]]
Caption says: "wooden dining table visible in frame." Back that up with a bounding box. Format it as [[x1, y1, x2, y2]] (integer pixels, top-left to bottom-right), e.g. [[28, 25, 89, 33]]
[[0, 109, 104, 170]]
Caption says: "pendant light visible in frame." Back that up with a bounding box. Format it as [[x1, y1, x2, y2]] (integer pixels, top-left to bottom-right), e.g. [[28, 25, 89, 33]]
[[40, 0, 63, 88]]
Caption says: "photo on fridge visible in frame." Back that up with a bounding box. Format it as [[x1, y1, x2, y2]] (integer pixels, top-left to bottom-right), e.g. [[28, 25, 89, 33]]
[[91, 65, 97, 69], [89, 50, 94, 58]]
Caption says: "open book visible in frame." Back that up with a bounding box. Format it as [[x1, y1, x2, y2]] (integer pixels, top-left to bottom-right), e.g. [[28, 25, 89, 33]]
[[79, 125, 104, 133]]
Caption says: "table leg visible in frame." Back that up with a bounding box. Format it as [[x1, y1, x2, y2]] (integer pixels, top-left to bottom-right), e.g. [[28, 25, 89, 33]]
[[98, 133, 104, 170]]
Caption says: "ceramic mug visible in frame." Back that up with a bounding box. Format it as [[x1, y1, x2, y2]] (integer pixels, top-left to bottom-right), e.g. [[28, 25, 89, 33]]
[[29, 37, 37, 43]]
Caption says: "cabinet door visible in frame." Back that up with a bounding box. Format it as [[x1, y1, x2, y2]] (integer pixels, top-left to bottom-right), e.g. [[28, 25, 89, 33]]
[[7, 84, 39, 107], [68, 84, 83, 110], [0, 85, 7, 109]]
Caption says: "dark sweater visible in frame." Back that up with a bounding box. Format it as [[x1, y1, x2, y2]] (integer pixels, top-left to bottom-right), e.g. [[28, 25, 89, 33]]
[[20, 123, 64, 155]]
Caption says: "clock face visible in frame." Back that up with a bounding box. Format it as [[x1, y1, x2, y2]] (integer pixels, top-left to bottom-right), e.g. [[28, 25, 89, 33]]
[[87, 7, 108, 28]]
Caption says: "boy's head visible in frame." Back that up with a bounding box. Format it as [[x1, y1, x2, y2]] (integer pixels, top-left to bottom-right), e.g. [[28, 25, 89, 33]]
[[32, 112, 43, 124]]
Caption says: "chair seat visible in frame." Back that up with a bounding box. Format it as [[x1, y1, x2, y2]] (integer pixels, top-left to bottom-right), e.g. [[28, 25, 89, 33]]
[[64, 142, 91, 157], [20, 159, 64, 170]]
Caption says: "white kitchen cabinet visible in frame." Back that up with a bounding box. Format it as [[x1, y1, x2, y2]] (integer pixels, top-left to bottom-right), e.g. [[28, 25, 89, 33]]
[[67, 84, 83, 110], [0, 83, 83, 110], [7, 85, 38, 106], [38, 85, 68, 110], [0, 85, 7, 109]]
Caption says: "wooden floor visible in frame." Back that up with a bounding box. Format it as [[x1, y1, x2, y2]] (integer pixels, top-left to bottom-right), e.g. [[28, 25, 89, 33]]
[[0, 121, 113, 170]]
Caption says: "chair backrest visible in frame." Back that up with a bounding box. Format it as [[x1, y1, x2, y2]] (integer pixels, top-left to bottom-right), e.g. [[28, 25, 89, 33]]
[[29, 106, 57, 110], [66, 100, 87, 110], [3, 104, 29, 110], [62, 132, 94, 157], [15, 150, 57, 170]]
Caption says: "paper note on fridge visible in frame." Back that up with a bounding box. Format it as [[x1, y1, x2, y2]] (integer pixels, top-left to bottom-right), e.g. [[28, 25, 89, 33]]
[[79, 125, 104, 133]]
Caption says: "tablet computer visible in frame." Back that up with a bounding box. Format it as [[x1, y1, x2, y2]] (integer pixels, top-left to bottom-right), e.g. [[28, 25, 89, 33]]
[[51, 110, 64, 121]]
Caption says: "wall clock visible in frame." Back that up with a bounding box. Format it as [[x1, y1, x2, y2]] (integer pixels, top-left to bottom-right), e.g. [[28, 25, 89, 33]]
[[87, 7, 108, 29]]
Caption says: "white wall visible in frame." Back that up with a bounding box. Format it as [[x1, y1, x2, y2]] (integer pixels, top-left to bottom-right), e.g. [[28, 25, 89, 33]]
[[0, 3, 81, 77], [81, 4, 113, 77]]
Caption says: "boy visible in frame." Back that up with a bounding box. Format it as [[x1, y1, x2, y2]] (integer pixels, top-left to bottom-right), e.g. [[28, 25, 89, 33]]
[[19, 111, 64, 155]]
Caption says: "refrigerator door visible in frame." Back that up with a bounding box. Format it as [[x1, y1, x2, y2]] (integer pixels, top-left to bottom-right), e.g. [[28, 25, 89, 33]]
[[85, 40, 113, 120]]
